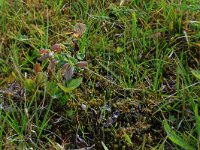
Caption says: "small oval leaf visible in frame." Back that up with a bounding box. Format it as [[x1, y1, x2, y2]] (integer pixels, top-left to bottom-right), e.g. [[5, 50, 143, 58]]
[[24, 79, 36, 92]]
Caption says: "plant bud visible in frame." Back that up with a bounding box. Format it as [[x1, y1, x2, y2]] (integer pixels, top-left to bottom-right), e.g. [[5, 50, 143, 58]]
[[62, 63, 74, 81], [34, 63, 41, 73], [51, 44, 61, 53]]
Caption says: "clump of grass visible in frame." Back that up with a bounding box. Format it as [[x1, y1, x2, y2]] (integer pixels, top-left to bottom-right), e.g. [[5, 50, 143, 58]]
[[0, 0, 199, 149]]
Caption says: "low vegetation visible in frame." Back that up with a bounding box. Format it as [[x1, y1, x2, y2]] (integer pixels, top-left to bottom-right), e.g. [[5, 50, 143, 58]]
[[0, 0, 200, 149]]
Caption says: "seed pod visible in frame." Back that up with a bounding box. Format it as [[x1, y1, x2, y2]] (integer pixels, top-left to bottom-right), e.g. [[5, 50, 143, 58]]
[[76, 61, 87, 68]]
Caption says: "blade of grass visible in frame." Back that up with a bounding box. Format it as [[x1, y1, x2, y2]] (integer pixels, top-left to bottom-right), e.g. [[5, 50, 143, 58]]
[[163, 120, 195, 150]]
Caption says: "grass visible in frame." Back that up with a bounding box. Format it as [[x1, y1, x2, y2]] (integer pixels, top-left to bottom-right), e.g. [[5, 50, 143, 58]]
[[0, 0, 200, 149]]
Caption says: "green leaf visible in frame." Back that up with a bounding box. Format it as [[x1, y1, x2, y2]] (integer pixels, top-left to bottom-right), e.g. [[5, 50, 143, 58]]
[[77, 53, 85, 60], [163, 120, 195, 150], [47, 81, 57, 91], [47, 81, 62, 99], [24, 79, 36, 92], [116, 46, 123, 53], [59, 94, 70, 105], [58, 78, 83, 93], [123, 131, 133, 145], [36, 72, 46, 85], [68, 77, 83, 88], [58, 83, 75, 93], [191, 70, 200, 80]]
